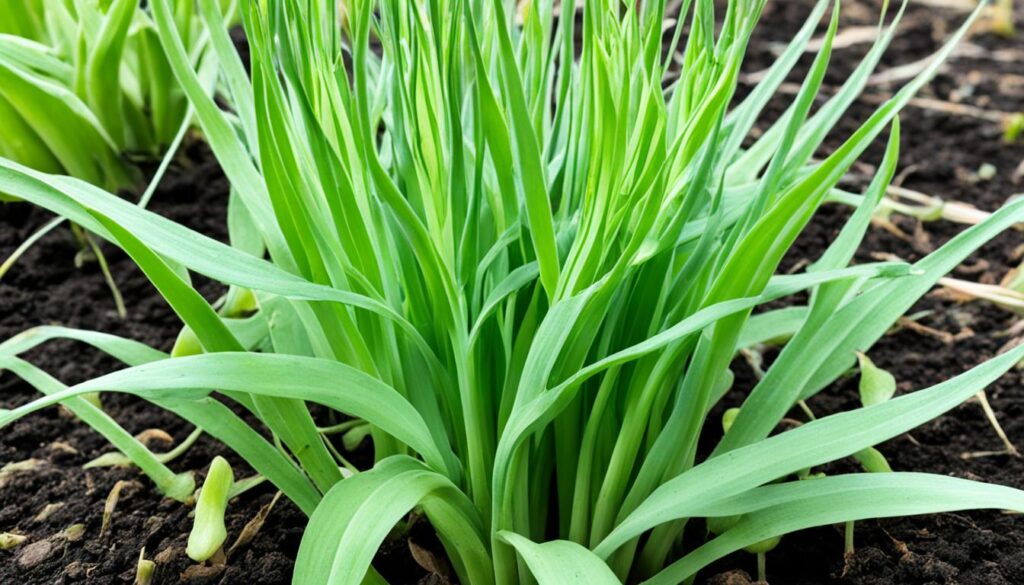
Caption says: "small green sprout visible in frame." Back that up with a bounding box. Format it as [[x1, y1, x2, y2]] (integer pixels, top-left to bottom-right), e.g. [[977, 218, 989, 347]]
[[171, 326, 204, 358], [221, 288, 259, 318], [82, 392, 104, 410], [993, 0, 1017, 37], [187, 456, 234, 563], [856, 353, 897, 407], [135, 548, 156, 585], [721, 408, 741, 435], [0, 532, 27, 549], [1005, 113, 1024, 143], [63, 523, 86, 542]]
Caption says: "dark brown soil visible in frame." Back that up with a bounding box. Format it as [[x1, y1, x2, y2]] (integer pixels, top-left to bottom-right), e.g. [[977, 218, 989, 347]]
[[1, 1, 1024, 584], [0, 140, 304, 584]]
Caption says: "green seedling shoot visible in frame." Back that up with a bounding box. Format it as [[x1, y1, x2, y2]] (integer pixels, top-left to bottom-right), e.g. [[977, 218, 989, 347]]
[[1005, 113, 1024, 143], [171, 326, 204, 358], [846, 353, 896, 556], [993, 0, 1016, 37], [0, 532, 27, 549], [187, 456, 234, 563], [135, 548, 156, 585]]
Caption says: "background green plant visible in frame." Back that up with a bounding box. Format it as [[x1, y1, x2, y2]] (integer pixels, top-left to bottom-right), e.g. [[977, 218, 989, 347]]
[[0, 0, 231, 191], [3, 1, 1024, 584], [0, 0, 235, 312]]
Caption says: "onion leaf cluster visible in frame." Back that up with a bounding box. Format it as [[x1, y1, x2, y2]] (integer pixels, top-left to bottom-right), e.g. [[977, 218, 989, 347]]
[[2, 1, 1024, 584]]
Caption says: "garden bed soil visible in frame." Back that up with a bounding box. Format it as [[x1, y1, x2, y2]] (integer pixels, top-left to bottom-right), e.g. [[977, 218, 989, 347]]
[[2, 1, 1024, 583]]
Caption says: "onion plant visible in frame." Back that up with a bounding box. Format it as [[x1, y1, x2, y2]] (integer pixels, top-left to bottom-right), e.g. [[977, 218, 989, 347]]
[[4, 1, 1024, 584]]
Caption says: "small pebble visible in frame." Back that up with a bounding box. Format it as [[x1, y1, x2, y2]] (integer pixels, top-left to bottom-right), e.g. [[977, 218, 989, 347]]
[[64, 560, 86, 579], [181, 564, 226, 581], [144, 515, 165, 535], [155, 546, 182, 563], [33, 502, 66, 523], [48, 441, 79, 458], [16, 538, 56, 568], [978, 163, 997, 182], [707, 569, 757, 585]]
